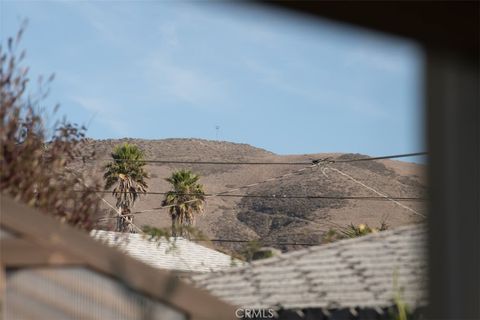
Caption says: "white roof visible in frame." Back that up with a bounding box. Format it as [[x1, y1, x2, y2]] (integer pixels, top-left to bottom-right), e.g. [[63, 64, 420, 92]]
[[193, 224, 427, 310], [91, 230, 241, 273]]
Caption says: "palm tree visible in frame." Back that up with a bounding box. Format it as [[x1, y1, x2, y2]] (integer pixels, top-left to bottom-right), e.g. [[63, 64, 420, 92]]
[[163, 169, 205, 237], [104, 143, 148, 232]]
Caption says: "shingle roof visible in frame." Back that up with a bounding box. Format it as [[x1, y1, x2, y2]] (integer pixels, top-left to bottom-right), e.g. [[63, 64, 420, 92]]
[[192, 224, 427, 311], [90, 230, 240, 273]]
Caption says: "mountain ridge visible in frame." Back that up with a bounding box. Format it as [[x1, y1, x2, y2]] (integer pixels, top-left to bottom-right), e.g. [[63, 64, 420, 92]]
[[77, 138, 426, 256]]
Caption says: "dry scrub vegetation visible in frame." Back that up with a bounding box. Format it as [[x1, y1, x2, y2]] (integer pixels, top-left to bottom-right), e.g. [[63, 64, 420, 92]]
[[1, 25, 101, 229]]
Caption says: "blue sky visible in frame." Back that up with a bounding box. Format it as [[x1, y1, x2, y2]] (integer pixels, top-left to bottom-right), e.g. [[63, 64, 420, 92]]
[[1, 1, 425, 157]]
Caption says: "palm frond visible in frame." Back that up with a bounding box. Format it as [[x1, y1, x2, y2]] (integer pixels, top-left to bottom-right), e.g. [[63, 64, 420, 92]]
[[103, 143, 149, 231], [163, 169, 206, 237]]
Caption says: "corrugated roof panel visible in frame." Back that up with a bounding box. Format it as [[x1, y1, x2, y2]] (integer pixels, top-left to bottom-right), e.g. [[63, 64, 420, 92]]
[[193, 224, 427, 310], [90, 230, 242, 272], [4, 266, 186, 320]]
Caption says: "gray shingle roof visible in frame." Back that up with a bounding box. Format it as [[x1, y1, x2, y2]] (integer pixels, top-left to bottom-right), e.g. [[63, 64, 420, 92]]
[[192, 224, 427, 310], [91, 230, 241, 273]]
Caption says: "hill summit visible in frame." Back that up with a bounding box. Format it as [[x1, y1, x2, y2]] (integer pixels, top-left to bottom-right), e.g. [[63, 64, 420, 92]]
[[77, 138, 426, 256]]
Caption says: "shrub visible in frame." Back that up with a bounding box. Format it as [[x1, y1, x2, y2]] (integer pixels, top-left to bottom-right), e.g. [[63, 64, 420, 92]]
[[1, 24, 100, 230]]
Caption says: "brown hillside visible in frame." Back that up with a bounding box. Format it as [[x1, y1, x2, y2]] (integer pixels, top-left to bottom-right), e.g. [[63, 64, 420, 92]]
[[75, 138, 427, 256]]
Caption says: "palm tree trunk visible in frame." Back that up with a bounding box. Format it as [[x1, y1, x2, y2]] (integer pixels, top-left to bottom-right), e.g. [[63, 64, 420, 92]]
[[116, 206, 123, 232], [116, 205, 133, 232], [125, 215, 134, 233], [172, 215, 179, 237]]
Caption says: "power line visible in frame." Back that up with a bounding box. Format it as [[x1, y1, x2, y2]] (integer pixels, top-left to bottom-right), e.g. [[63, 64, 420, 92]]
[[76, 152, 428, 248], [112, 209, 332, 234], [324, 166, 426, 218], [94, 206, 329, 247], [130, 162, 322, 214], [67, 168, 145, 234], [82, 190, 426, 201], [93, 227, 324, 246], [86, 152, 427, 220], [96, 203, 402, 247], [80, 158, 313, 165], [333, 152, 427, 163], [190, 238, 321, 246], [76, 151, 427, 165], [70, 169, 327, 249]]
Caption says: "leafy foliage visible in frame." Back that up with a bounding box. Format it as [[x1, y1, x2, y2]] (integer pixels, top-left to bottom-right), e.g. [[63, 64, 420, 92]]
[[0, 24, 100, 229], [142, 225, 208, 253], [323, 222, 389, 243], [143, 225, 208, 240], [388, 270, 419, 320], [103, 143, 148, 231], [240, 240, 278, 262], [341, 222, 389, 238], [162, 169, 205, 237], [240, 240, 262, 262]]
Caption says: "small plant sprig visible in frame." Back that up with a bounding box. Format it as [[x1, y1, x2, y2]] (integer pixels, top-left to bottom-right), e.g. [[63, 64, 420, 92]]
[[142, 225, 210, 253], [240, 240, 262, 262], [322, 221, 390, 243], [388, 270, 417, 320]]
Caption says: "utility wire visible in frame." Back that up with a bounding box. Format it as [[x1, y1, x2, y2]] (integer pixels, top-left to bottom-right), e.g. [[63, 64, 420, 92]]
[[67, 153, 428, 249], [67, 168, 145, 234], [76, 151, 427, 165], [89, 153, 427, 233], [85, 190, 426, 201], [68, 169, 329, 248], [190, 239, 321, 246], [131, 161, 323, 214], [324, 166, 426, 218], [91, 218, 326, 246], [332, 152, 427, 163]]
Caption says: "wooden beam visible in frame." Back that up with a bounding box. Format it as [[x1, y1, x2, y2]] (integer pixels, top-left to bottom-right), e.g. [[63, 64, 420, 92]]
[[0, 195, 236, 319], [1, 239, 83, 267], [0, 262, 5, 303]]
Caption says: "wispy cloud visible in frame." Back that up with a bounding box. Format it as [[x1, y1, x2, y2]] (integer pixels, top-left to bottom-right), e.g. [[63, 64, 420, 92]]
[[62, 1, 129, 48], [157, 22, 179, 49], [243, 59, 282, 84], [70, 96, 129, 136], [68, 2, 230, 110], [344, 46, 410, 74], [140, 54, 229, 109], [243, 57, 387, 118]]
